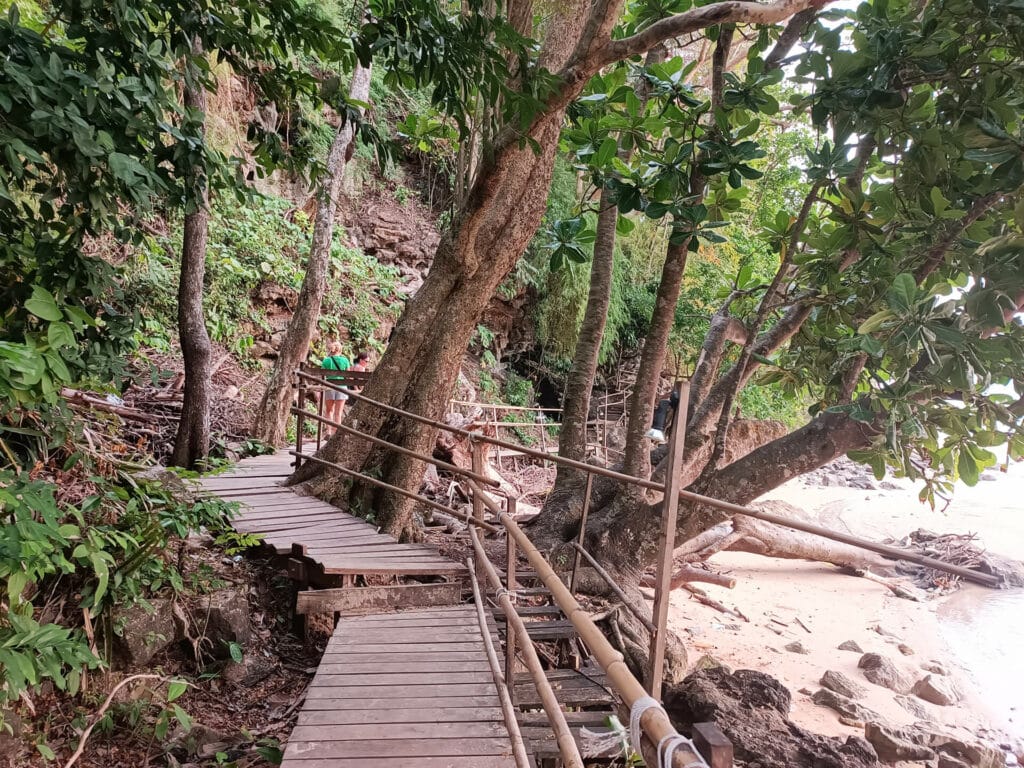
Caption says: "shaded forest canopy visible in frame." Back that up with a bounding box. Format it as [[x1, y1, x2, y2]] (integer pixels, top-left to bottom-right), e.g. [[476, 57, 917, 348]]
[[2, 0, 1024, 762]]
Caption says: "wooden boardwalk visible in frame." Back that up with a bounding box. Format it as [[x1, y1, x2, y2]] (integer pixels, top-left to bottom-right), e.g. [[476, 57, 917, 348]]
[[198, 451, 464, 578], [280, 605, 517, 768]]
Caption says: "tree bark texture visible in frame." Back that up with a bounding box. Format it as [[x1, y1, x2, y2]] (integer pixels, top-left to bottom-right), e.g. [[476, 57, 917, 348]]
[[171, 46, 212, 470], [250, 64, 372, 446]]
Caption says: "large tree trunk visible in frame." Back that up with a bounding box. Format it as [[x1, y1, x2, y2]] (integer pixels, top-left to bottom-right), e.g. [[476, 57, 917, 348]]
[[171, 44, 212, 470], [251, 64, 372, 446], [553, 198, 617, 472]]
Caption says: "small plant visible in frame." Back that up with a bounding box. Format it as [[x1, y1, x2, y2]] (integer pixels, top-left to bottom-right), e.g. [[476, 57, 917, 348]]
[[394, 184, 413, 205]]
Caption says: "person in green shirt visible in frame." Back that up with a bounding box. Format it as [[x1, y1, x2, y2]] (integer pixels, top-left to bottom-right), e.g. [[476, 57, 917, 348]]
[[321, 340, 351, 433]]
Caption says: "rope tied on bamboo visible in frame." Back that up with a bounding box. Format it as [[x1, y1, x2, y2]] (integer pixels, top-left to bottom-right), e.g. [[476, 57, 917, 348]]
[[658, 734, 709, 768], [495, 586, 519, 604], [630, 697, 709, 768]]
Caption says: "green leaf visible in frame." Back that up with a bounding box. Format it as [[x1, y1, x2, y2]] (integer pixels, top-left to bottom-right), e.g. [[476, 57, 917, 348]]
[[886, 274, 918, 313], [36, 744, 56, 761], [171, 704, 193, 732], [858, 310, 895, 334], [594, 137, 617, 168], [47, 321, 76, 349], [25, 286, 63, 322], [957, 448, 979, 486], [228, 641, 244, 663], [167, 680, 188, 702]]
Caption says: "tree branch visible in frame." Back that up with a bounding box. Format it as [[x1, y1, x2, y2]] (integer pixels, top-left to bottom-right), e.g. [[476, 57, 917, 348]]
[[599, 0, 829, 67], [764, 7, 818, 70]]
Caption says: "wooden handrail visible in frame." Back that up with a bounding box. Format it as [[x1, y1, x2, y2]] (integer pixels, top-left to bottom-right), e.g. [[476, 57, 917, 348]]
[[295, 369, 1003, 588], [570, 543, 656, 634], [468, 526, 585, 768], [466, 557, 531, 768], [290, 407, 500, 489], [288, 451, 499, 533]]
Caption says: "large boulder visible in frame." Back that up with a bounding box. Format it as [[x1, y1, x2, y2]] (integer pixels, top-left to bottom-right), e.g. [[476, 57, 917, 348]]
[[195, 588, 251, 659], [109, 598, 180, 668], [858, 653, 914, 694], [864, 723, 936, 763], [665, 668, 878, 768]]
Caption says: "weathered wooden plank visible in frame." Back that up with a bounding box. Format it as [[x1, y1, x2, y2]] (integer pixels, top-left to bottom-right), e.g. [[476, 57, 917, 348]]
[[306, 683, 499, 699], [318, 650, 488, 663], [297, 707, 505, 726], [323, 641, 487, 654], [315, 661, 491, 674], [341, 607, 474, 621], [313, 672, 495, 687], [517, 711, 616, 727], [318, 562, 466, 576], [280, 758, 515, 768], [519, 726, 621, 759], [296, 583, 461, 615], [284, 737, 513, 759], [301, 695, 501, 711], [289, 721, 508, 742]]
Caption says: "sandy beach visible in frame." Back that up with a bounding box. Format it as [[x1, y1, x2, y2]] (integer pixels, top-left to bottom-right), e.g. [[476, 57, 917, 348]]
[[663, 461, 1024, 756]]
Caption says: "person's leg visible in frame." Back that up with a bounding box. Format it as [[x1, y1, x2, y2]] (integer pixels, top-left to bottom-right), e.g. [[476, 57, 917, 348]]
[[645, 398, 671, 443]]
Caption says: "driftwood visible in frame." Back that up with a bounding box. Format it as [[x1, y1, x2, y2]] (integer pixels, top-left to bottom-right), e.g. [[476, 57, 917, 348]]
[[62, 388, 158, 423], [642, 565, 736, 590]]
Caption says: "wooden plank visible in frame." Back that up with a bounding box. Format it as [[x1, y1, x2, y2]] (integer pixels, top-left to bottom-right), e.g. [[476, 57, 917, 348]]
[[283, 737, 513, 759], [318, 650, 489, 663], [297, 707, 505, 726], [280, 757, 515, 768], [296, 583, 461, 615], [317, 562, 465, 576], [312, 672, 495, 686], [342, 607, 474, 620], [519, 726, 621, 759], [322, 642, 487, 654], [517, 711, 616, 727], [301, 695, 501, 711], [328, 634, 494, 646], [315, 661, 491, 674], [305, 683, 499, 700], [289, 721, 508, 742]]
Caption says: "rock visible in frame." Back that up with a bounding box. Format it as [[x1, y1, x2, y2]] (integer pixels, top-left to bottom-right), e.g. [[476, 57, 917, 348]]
[[196, 588, 251, 658], [838, 640, 864, 653], [222, 654, 274, 686], [812, 688, 881, 723], [251, 340, 277, 359], [912, 674, 961, 706], [784, 640, 811, 654], [692, 654, 732, 674], [109, 598, 180, 667], [839, 715, 866, 728], [921, 660, 950, 675], [915, 730, 1004, 768], [897, 643, 915, 656], [880, 481, 901, 490], [870, 624, 902, 639], [849, 477, 877, 490], [864, 722, 936, 763], [821, 670, 867, 700], [938, 755, 971, 768], [858, 653, 914, 694], [665, 668, 879, 768], [895, 695, 930, 719]]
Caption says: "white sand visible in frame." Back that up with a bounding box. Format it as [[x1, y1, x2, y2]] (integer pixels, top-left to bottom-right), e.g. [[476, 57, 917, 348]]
[[665, 462, 1024, 746]]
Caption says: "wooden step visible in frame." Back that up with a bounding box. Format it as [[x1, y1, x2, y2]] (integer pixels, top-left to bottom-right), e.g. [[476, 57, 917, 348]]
[[500, 620, 577, 641], [519, 725, 622, 760], [492, 606, 564, 619], [514, 668, 615, 710]]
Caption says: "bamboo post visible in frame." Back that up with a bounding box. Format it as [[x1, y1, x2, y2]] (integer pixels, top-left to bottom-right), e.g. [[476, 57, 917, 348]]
[[315, 372, 324, 452], [294, 371, 306, 468], [537, 412, 548, 464], [505, 496, 518, 704], [468, 526, 585, 768], [497, 512, 709, 768], [648, 381, 689, 699], [492, 405, 502, 470], [568, 472, 594, 593], [466, 558, 531, 768], [471, 439, 486, 523], [571, 543, 655, 633]]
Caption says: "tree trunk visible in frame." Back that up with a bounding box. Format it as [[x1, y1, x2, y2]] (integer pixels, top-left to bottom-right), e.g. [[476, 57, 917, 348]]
[[619, 238, 691, 482], [171, 44, 212, 470], [554, 199, 617, 472], [250, 64, 372, 446]]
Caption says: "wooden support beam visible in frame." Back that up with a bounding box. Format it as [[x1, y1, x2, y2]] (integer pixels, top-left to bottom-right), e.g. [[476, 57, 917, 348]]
[[692, 722, 734, 768], [649, 381, 689, 699], [295, 582, 462, 615]]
